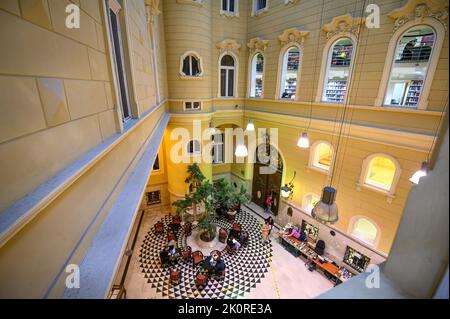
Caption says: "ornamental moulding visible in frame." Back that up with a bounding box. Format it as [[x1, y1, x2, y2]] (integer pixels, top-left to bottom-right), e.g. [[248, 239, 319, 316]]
[[216, 39, 242, 54], [247, 37, 270, 53], [387, 0, 449, 31], [278, 28, 310, 47], [322, 14, 364, 39]]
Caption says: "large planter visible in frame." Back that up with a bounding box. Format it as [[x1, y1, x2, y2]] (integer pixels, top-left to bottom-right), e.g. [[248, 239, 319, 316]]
[[199, 229, 216, 242]]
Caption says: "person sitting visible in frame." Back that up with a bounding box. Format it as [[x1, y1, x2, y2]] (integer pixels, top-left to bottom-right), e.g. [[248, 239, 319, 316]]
[[239, 230, 249, 247], [285, 227, 302, 240], [226, 235, 240, 253], [160, 247, 170, 266]]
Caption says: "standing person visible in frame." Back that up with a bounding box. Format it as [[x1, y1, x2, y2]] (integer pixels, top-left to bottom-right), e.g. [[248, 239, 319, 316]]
[[264, 193, 272, 214], [265, 216, 274, 235], [261, 223, 270, 244]]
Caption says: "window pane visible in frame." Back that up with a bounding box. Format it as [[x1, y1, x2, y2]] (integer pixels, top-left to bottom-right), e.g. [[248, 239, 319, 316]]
[[221, 54, 235, 67], [366, 157, 396, 190], [220, 69, 227, 97], [228, 69, 234, 97], [222, 0, 227, 11], [281, 48, 299, 99], [323, 38, 353, 103], [384, 25, 435, 108], [352, 218, 377, 245], [191, 56, 200, 75], [182, 56, 191, 75], [314, 143, 332, 169], [153, 154, 160, 170], [229, 0, 235, 12]]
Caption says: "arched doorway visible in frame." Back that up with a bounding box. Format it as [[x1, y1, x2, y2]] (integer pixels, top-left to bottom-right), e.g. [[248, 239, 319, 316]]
[[251, 143, 283, 215]]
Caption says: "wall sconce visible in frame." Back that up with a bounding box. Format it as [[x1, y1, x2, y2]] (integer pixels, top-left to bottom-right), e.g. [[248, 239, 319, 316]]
[[280, 171, 296, 200]]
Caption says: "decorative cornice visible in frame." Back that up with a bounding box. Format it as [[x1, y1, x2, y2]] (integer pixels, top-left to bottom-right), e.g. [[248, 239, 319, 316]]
[[388, 0, 449, 31], [144, 0, 161, 23], [322, 14, 364, 39], [247, 37, 270, 54], [277, 28, 310, 47], [216, 39, 242, 54], [284, 0, 299, 5]]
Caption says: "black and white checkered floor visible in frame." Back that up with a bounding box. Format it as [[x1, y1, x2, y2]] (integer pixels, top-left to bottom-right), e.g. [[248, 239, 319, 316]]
[[138, 210, 273, 299]]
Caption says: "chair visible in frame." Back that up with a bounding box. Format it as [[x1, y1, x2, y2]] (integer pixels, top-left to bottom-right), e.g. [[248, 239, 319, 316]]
[[169, 269, 181, 285], [218, 228, 228, 243], [167, 232, 176, 242], [182, 246, 192, 262], [232, 223, 241, 233], [184, 222, 192, 236], [315, 239, 326, 256], [210, 250, 222, 259], [195, 273, 208, 288], [154, 221, 164, 235], [227, 210, 236, 222], [192, 250, 204, 267], [239, 230, 249, 247]]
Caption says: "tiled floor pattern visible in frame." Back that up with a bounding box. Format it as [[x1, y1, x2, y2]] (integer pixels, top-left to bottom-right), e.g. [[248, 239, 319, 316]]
[[124, 205, 334, 299]]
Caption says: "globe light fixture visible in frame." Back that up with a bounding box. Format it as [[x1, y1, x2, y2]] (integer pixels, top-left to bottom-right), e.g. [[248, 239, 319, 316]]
[[311, 186, 339, 224], [280, 171, 296, 199], [297, 132, 309, 148], [409, 161, 429, 185]]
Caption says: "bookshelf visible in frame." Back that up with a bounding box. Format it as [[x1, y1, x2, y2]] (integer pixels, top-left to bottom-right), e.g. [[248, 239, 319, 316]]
[[405, 80, 423, 107], [325, 80, 347, 103]]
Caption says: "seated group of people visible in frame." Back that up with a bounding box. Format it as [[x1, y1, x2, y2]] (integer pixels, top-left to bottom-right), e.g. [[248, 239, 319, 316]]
[[159, 240, 179, 265], [202, 252, 225, 276]]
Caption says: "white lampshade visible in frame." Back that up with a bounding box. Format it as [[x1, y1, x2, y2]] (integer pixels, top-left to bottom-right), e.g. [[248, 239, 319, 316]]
[[246, 121, 255, 132], [297, 132, 309, 148], [409, 161, 429, 184], [280, 184, 292, 199], [235, 144, 248, 157]]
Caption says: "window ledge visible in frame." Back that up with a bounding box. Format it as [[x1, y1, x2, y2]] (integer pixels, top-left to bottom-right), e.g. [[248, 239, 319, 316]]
[[179, 74, 204, 80], [220, 10, 239, 18], [252, 8, 269, 17], [356, 183, 395, 203], [307, 165, 332, 176]]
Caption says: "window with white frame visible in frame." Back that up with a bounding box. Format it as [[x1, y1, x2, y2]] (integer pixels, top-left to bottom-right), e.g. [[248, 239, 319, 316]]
[[222, 0, 238, 15], [220, 54, 236, 97], [184, 101, 202, 111], [212, 133, 224, 164], [350, 217, 379, 247], [309, 141, 333, 172], [153, 154, 160, 171], [181, 54, 202, 77], [187, 139, 201, 155], [302, 193, 320, 214], [254, 0, 268, 13], [362, 155, 399, 192], [106, 0, 132, 122], [249, 53, 264, 98], [384, 25, 436, 108], [280, 47, 300, 99], [322, 37, 354, 103]]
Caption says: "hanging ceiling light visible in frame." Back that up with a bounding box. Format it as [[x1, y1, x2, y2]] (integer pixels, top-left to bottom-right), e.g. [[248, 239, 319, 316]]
[[409, 161, 429, 184], [311, 187, 339, 224], [246, 120, 255, 132], [297, 132, 310, 148], [235, 143, 248, 157]]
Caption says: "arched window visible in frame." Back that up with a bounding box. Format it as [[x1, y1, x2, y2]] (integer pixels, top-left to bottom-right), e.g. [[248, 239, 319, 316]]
[[309, 141, 333, 173], [220, 54, 236, 97], [350, 217, 379, 247], [302, 193, 320, 214], [180, 53, 202, 77], [361, 154, 400, 192], [279, 47, 300, 100], [249, 53, 264, 98], [322, 37, 354, 103], [384, 25, 436, 108], [187, 139, 201, 155]]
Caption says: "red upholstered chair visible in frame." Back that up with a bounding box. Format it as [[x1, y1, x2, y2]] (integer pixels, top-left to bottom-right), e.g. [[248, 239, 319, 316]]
[[167, 232, 176, 242], [218, 228, 228, 243], [170, 269, 181, 285], [154, 221, 164, 235], [195, 273, 208, 288], [192, 250, 204, 267], [232, 223, 241, 233], [184, 222, 192, 236], [182, 246, 192, 262]]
